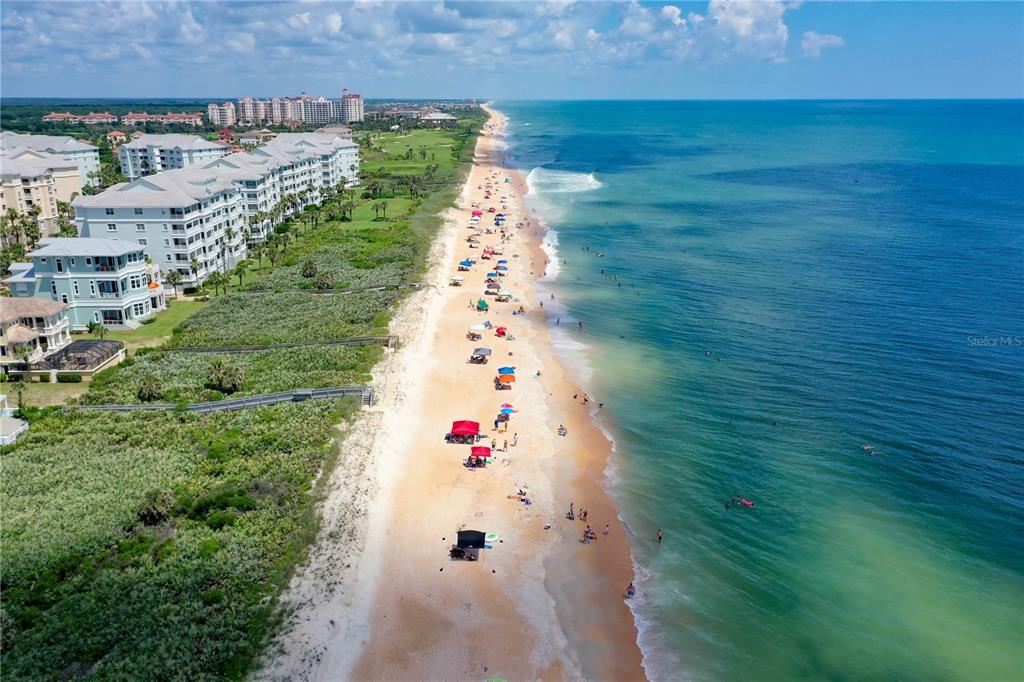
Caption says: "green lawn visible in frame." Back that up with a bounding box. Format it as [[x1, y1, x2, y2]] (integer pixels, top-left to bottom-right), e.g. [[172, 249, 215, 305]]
[[81, 299, 208, 351]]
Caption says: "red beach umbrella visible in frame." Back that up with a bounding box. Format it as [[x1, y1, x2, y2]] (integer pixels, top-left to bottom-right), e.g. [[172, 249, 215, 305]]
[[471, 446, 491, 457]]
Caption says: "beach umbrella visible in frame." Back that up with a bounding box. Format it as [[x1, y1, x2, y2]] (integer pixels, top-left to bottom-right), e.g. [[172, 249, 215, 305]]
[[471, 446, 492, 458], [500, 408, 515, 414], [497, 259, 508, 264], [486, 283, 500, 290], [472, 209, 483, 216], [495, 327, 507, 336], [450, 420, 480, 436], [497, 374, 516, 383], [473, 348, 492, 356], [486, 272, 498, 278], [457, 530, 486, 549], [500, 403, 514, 408], [459, 260, 473, 267], [497, 367, 515, 375], [477, 299, 489, 310], [498, 290, 512, 297], [496, 266, 508, 272]]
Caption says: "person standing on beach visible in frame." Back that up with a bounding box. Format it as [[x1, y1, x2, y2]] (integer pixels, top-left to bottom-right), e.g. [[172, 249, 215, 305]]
[[512, 433, 518, 446], [626, 582, 636, 598], [503, 439, 508, 452], [604, 524, 610, 535]]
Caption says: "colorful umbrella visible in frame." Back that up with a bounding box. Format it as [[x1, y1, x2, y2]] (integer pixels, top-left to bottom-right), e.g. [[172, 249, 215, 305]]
[[471, 446, 491, 457], [497, 374, 516, 383], [459, 260, 473, 267], [497, 367, 515, 374]]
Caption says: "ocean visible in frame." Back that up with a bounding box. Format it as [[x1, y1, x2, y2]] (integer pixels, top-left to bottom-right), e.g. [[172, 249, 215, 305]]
[[497, 100, 1024, 681]]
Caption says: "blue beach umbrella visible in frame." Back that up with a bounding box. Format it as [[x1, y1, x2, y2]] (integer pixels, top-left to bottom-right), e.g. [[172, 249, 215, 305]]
[[459, 260, 473, 267], [497, 367, 515, 375], [486, 272, 498, 277], [500, 407, 515, 414], [496, 266, 508, 271], [497, 259, 508, 264]]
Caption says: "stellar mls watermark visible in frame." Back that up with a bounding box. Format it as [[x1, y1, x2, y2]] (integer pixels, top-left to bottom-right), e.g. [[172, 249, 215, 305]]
[[967, 335, 1022, 348]]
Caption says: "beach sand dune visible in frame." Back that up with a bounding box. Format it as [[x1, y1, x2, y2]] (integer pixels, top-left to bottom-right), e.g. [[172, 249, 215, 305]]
[[258, 107, 644, 682]]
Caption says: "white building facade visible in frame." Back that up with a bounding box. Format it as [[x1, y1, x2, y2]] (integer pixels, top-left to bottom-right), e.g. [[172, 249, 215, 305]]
[[0, 131, 101, 186], [73, 169, 248, 288], [207, 102, 237, 127], [341, 90, 364, 123], [119, 135, 230, 181]]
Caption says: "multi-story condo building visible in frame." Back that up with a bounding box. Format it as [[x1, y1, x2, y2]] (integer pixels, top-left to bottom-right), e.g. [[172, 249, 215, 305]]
[[3, 238, 165, 330], [120, 112, 204, 126], [0, 131, 100, 187], [207, 102, 237, 127], [42, 112, 118, 125], [0, 148, 82, 237], [73, 168, 247, 288], [341, 90, 364, 123], [303, 97, 336, 126], [0, 297, 71, 372], [119, 134, 230, 181]]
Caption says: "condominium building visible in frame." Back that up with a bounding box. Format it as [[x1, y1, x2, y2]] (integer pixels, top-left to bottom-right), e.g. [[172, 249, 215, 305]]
[[341, 89, 364, 123], [3, 238, 165, 330], [121, 112, 204, 126], [42, 112, 117, 125], [119, 134, 230, 180], [0, 148, 82, 236], [0, 131, 100, 186], [73, 168, 247, 288], [207, 102, 237, 127], [0, 297, 71, 371]]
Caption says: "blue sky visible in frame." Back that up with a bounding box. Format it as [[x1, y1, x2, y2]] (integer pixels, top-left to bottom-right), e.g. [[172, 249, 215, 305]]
[[2, 1, 1021, 99]]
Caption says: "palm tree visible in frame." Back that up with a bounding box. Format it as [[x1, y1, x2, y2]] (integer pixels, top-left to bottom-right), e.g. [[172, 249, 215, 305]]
[[253, 243, 267, 269], [87, 320, 108, 341], [380, 200, 389, 220], [372, 202, 382, 220], [189, 258, 200, 283], [9, 378, 26, 411], [341, 200, 356, 222], [164, 270, 182, 299], [232, 262, 248, 287], [219, 242, 228, 272]]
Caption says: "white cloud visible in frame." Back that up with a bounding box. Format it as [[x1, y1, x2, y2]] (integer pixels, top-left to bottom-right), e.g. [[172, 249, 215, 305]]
[[132, 42, 153, 61], [228, 32, 255, 53], [325, 12, 343, 34], [801, 30, 844, 58], [661, 6, 685, 27]]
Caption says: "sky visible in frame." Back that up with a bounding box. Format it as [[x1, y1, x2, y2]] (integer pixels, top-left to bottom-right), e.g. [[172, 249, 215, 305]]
[[1, 1, 1022, 100]]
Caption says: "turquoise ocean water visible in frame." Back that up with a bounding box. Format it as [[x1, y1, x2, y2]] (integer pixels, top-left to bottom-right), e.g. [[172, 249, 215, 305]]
[[496, 101, 1024, 681]]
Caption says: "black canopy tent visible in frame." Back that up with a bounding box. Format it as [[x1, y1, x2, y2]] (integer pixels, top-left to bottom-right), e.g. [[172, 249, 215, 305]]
[[457, 530, 486, 549]]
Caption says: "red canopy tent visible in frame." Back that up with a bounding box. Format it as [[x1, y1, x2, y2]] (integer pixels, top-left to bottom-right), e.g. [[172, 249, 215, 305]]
[[495, 327, 507, 336], [472, 209, 483, 217], [471, 446, 492, 458], [497, 374, 516, 384], [450, 420, 480, 436]]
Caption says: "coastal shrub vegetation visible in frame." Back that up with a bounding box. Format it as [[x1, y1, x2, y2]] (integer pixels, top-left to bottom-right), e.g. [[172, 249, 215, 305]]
[[0, 401, 353, 680], [168, 289, 398, 347], [83, 346, 377, 405]]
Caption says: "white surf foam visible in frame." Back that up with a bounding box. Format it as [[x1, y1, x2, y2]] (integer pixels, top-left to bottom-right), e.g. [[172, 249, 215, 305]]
[[526, 167, 602, 195]]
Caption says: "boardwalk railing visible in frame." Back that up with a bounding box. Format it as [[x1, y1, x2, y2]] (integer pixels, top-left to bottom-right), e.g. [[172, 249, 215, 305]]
[[69, 385, 373, 414], [164, 336, 399, 354]]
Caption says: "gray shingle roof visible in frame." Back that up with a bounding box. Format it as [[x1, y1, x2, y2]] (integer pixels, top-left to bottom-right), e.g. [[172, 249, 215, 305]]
[[0, 131, 97, 154], [28, 238, 144, 258], [122, 134, 228, 151]]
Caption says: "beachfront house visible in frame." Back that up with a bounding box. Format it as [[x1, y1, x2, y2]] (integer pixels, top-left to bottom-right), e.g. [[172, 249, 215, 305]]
[[3, 238, 166, 330], [0, 297, 71, 373]]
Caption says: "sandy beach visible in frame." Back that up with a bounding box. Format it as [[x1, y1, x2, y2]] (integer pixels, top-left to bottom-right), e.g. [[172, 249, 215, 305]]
[[260, 106, 644, 682]]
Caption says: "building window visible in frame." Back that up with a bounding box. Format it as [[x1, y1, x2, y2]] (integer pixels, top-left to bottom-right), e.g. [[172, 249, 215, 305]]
[[56, 259, 63, 272], [163, 239, 170, 246], [50, 281, 57, 295], [134, 208, 143, 215], [107, 224, 117, 232], [136, 223, 145, 231], [73, 281, 79, 296], [61, 294, 69, 304], [86, 257, 92, 265], [133, 303, 146, 317], [94, 312, 101, 322], [165, 254, 172, 262], [130, 275, 142, 289], [70, 258, 76, 266], [105, 208, 115, 215], [138, 238, 148, 246], [89, 281, 96, 295]]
